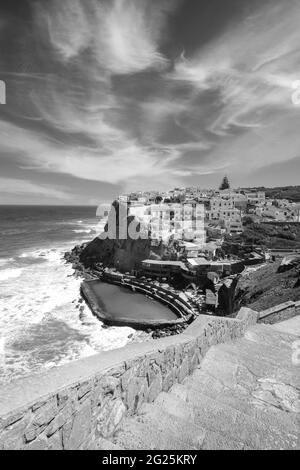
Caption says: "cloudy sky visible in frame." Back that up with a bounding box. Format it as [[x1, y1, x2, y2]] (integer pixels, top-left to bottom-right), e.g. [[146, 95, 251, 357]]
[[0, 0, 300, 205]]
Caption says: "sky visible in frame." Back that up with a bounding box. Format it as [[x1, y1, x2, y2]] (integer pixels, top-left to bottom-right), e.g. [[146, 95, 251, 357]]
[[0, 0, 300, 205]]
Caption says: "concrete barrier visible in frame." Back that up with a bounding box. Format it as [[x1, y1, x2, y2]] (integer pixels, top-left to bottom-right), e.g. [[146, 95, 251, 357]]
[[0, 309, 258, 450]]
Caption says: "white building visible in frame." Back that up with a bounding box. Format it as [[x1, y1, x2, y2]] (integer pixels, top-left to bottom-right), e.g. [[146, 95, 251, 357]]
[[207, 197, 236, 220], [150, 203, 205, 243], [129, 202, 206, 244], [207, 196, 243, 234], [224, 217, 244, 234], [245, 191, 265, 205], [256, 204, 300, 222]]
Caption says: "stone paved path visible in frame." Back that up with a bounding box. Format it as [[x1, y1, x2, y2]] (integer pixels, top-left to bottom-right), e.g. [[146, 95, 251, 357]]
[[273, 315, 300, 336], [110, 321, 300, 450]]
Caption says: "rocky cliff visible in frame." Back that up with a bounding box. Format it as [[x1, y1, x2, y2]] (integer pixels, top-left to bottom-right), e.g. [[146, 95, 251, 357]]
[[64, 200, 161, 273], [78, 201, 152, 272]]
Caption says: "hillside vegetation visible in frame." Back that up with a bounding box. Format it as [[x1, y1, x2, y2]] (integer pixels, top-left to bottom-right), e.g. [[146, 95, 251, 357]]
[[242, 186, 300, 202], [235, 260, 300, 312], [225, 222, 300, 250]]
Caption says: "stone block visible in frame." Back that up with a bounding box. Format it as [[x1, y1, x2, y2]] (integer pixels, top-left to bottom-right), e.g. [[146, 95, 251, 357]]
[[147, 374, 163, 403], [96, 398, 126, 438], [101, 375, 121, 395], [237, 307, 259, 328], [189, 350, 201, 373], [162, 369, 176, 392], [62, 400, 92, 450], [125, 377, 148, 412], [47, 431, 63, 450], [77, 380, 93, 401], [57, 387, 77, 409], [93, 375, 121, 407], [0, 409, 30, 431], [24, 431, 62, 450], [45, 401, 74, 437], [24, 397, 57, 442], [0, 410, 32, 449], [149, 351, 164, 367], [147, 363, 161, 386], [24, 435, 48, 450], [31, 398, 57, 427], [0, 424, 26, 450], [121, 366, 138, 391], [178, 358, 189, 383]]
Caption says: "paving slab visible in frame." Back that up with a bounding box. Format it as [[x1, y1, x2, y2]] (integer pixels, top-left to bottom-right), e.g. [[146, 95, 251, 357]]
[[272, 316, 300, 336]]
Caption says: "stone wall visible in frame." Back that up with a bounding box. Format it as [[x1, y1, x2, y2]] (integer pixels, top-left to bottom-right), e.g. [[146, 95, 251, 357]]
[[0, 309, 258, 450], [258, 300, 300, 325]]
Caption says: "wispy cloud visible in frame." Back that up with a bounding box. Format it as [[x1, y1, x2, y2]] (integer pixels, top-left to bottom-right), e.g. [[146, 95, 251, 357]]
[[0, 120, 179, 187], [171, 1, 300, 134], [0, 177, 71, 200], [1, 0, 300, 202], [35, 0, 175, 75]]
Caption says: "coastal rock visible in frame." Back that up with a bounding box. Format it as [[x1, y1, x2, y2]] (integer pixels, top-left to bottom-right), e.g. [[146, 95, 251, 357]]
[[76, 201, 152, 272]]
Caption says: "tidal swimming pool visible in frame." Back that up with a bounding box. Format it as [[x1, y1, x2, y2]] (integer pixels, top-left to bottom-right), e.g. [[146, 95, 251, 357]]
[[83, 281, 179, 325]]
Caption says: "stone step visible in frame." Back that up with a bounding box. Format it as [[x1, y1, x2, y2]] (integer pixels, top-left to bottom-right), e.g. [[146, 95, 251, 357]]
[[199, 346, 299, 397], [153, 391, 194, 421], [212, 338, 300, 390], [183, 371, 256, 415], [110, 322, 300, 450], [272, 316, 300, 336], [241, 333, 296, 362], [155, 385, 260, 448], [201, 429, 245, 450], [190, 388, 298, 449], [113, 402, 206, 450], [114, 392, 248, 450], [247, 323, 298, 344], [170, 358, 299, 449], [182, 369, 226, 400], [221, 328, 297, 364], [182, 368, 299, 434]]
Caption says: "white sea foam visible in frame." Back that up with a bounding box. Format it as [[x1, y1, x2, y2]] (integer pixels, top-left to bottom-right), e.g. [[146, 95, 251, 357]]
[[0, 337, 5, 355], [0, 241, 145, 383], [0, 268, 23, 282], [18, 248, 63, 263], [73, 229, 92, 234]]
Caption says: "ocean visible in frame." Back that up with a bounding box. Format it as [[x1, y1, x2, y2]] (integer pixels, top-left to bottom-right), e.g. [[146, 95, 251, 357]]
[[0, 205, 144, 383]]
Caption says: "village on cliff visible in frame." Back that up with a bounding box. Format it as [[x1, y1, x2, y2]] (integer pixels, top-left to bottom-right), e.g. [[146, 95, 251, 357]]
[[66, 180, 300, 330]]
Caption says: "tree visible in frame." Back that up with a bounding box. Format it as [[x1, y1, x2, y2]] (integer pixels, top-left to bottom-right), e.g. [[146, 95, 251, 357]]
[[219, 176, 230, 190]]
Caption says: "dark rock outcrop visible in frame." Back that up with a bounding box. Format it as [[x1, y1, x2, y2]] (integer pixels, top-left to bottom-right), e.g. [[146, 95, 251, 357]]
[[277, 255, 300, 273], [216, 277, 239, 316], [78, 200, 152, 272]]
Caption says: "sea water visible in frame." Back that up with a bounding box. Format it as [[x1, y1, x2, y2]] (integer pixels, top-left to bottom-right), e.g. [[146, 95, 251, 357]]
[[0, 205, 146, 383]]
